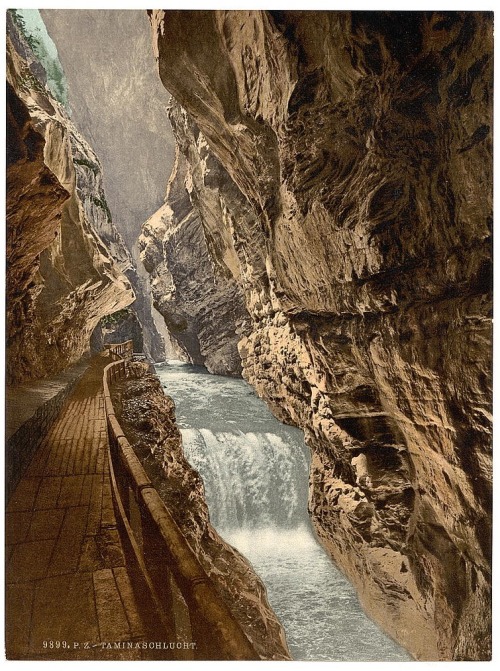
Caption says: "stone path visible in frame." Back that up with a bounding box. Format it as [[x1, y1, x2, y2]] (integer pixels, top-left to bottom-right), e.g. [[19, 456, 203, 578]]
[[5, 356, 155, 660], [5, 357, 90, 441]]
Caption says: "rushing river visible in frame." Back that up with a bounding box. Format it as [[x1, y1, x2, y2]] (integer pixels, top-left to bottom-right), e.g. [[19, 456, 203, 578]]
[[156, 360, 411, 662]]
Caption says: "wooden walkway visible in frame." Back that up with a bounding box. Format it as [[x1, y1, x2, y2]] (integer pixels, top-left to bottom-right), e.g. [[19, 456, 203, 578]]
[[5, 355, 150, 660]]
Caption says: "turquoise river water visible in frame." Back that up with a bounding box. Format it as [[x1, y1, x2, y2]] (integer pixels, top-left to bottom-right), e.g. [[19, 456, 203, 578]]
[[156, 360, 411, 662]]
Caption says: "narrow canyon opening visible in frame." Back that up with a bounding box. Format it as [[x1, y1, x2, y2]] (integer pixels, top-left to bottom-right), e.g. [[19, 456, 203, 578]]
[[5, 8, 492, 663]]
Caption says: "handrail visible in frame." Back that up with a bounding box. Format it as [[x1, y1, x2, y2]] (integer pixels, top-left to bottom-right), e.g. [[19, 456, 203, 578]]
[[102, 355, 259, 661], [104, 339, 134, 361]]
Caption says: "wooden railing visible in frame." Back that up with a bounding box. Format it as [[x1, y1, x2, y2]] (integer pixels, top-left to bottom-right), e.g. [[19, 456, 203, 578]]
[[105, 339, 134, 361], [102, 355, 259, 661]]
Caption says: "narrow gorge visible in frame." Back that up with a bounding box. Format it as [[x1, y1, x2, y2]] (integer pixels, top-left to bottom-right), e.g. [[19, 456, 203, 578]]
[[5, 9, 492, 663]]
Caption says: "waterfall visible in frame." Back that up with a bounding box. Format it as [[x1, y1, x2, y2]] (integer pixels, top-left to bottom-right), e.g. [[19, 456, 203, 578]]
[[181, 427, 310, 531], [156, 361, 411, 662]]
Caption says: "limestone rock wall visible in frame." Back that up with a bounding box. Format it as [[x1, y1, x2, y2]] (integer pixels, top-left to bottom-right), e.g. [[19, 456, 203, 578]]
[[41, 9, 178, 361], [139, 102, 250, 376], [147, 10, 492, 660], [7, 21, 135, 384], [40, 10, 175, 250]]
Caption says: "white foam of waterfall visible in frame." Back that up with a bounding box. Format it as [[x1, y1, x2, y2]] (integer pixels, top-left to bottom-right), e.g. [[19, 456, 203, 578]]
[[156, 361, 411, 662], [181, 428, 309, 530]]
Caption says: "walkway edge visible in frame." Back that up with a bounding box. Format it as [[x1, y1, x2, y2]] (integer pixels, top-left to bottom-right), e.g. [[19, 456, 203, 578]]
[[103, 352, 260, 661]]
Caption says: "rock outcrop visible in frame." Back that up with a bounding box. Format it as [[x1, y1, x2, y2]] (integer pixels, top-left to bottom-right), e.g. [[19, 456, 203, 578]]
[[111, 366, 290, 660], [6, 16, 135, 384], [41, 9, 177, 361], [139, 103, 250, 375], [146, 10, 493, 660], [40, 10, 175, 249], [90, 308, 144, 354]]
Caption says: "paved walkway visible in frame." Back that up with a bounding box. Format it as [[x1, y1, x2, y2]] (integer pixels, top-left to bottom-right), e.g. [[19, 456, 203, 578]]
[[5, 356, 151, 660], [5, 357, 90, 441]]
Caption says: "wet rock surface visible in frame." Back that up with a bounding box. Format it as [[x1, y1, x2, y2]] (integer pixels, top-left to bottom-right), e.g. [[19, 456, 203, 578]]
[[145, 10, 492, 660], [111, 365, 290, 660]]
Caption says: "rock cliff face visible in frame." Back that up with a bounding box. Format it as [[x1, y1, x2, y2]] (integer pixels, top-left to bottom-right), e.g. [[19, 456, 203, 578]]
[[40, 10, 174, 249], [7, 19, 135, 384], [139, 103, 250, 375], [111, 366, 290, 660], [146, 10, 493, 661], [41, 9, 176, 360]]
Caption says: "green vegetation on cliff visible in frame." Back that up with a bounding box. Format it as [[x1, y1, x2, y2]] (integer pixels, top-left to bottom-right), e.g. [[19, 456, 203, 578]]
[[9, 9, 69, 108]]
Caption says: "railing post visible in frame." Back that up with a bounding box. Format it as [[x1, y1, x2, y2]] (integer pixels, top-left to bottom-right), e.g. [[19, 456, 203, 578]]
[[128, 484, 143, 551]]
